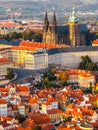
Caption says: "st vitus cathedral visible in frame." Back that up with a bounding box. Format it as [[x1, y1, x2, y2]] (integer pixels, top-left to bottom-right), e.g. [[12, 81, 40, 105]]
[[42, 7, 90, 46]]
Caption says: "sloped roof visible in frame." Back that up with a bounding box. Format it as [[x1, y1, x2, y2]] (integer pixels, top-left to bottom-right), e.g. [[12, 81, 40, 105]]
[[79, 24, 89, 33], [57, 25, 68, 35], [0, 57, 10, 63], [0, 39, 9, 44], [56, 24, 88, 35]]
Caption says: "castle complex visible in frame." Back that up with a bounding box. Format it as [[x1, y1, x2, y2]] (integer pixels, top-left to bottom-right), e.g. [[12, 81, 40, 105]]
[[42, 7, 90, 46]]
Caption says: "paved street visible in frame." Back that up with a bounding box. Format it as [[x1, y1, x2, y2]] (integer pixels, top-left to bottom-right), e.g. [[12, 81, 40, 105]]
[[13, 67, 49, 82]]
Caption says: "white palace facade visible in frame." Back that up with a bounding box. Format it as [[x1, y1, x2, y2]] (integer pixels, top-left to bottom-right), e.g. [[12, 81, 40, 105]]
[[48, 46, 98, 69]]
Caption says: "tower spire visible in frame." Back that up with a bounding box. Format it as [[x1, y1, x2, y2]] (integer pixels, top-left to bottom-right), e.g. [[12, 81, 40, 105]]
[[44, 11, 48, 22], [43, 11, 49, 31], [72, 6, 75, 16], [68, 6, 78, 23], [53, 10, 57, 26], [52, 11, 57, 34]]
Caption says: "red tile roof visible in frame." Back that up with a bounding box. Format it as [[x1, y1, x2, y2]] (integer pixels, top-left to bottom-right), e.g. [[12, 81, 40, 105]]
[[27, 112, 50, 124], [16, 85, 29, 92], [47, 108, 62, 114], [28, 96, 38, 104], [92, 40, 98, 44], [0, 99, 7, 104], [19, 41, 69, 49], [0, 57, 10, 63]]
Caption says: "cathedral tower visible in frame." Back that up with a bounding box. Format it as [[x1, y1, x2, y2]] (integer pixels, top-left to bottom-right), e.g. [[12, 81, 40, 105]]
[[42, 11, 57, 44], [42, 11, 49, 43], [68, 7, 80, 46], [51, 11, 57, 44], [52, 11, 57, 33]]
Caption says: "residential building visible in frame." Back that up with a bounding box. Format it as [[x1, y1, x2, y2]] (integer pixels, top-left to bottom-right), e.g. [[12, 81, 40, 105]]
[[42, 95, 58, 111], [25, 52, 48, 70], [18, 102, 25, 115], [0, 57, 11, 78], [16, 85, 30, 96], [0, 99, 7, 116], [78, 71, 95, 88], [47, 108, 62, 121], [28, 96, 39, 112]]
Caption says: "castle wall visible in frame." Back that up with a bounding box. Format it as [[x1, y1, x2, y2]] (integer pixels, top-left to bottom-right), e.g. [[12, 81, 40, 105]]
[[48, 50, 98, 69]]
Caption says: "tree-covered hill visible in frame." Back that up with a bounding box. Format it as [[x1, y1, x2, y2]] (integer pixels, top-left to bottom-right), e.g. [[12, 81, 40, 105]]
[[0, 0, 98, 22]]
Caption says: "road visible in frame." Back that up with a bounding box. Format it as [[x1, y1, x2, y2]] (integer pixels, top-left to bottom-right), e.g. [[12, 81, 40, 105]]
[[12, 68, 49, 82]]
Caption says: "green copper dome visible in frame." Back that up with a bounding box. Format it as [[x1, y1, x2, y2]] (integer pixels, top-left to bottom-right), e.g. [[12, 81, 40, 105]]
[[68, 6, 78, 22]]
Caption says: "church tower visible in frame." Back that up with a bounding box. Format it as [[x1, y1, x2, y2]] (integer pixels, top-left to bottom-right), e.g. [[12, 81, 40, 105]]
[[52, 11, 57, 33], [68, 7, 80, 46], [42, 11, 57, 44], [42, 11, 49, 43], [51, 11, 57, 44]]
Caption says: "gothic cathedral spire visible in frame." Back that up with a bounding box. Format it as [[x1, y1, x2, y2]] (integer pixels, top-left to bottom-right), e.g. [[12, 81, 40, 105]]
[[43, 11, 49, 32], [52, 11, 57, 33], [52, 11, 57, 26]]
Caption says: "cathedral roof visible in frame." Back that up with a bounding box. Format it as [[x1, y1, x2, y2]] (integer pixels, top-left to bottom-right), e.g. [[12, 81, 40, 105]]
[[57, 25, 68, 35], [56, 24, 88, 35], [79, 24, 89, 33]]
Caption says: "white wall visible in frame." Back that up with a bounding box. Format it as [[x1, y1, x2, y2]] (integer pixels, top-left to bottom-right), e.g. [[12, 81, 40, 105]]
[[49, 51, 98, 69]]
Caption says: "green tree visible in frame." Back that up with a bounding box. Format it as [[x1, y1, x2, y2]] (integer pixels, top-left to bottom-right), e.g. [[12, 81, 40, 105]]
[[32, 125, 41, 130], [44, 76, 49, 84], [59, 72, 68, 81], [2, 29, 42, 42], [5, 32, 22, 41], [5, 68, 14, 80], [15, 114, 26, 123], [62, 116, 72, 123], [33, 30, 42, 42], [79, 55, 98, 71], [51, 68, 56, 75], [22, 29, 34, 40]]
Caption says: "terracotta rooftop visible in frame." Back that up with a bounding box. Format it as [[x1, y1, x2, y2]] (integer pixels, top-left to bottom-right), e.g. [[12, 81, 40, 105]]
[[28, 96, 39, 104], [66, 69, 94, 77], [0, 57, 10, 63], [27, 112, 50, 124], [16, 85, 29, 92], [22, 118, 36, 128], [0, 88, 9, 92], [0, 99, 7, 104], [92, 40, 98, 44], [19, 41, 69, 49], [47, 108, 62, 114]]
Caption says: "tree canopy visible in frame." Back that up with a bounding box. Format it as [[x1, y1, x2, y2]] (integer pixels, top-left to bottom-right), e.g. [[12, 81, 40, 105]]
[[2, 29, 42, 42], [59, 72, 68, 81], [5, 68, 14, 80], [32, 125, 41, 130], [78, 55, 98, 71]]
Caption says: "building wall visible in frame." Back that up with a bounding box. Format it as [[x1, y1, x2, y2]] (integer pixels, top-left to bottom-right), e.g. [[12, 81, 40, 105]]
[[62, 51, 98, 68], [48, 53, 62, 65], [33, 53, 48, 70], [48, 50, 98, 69], [18, 106, 25, 115], [48, 113, 61, 121], [25, 53, 48, 70], [78, 75, 95, 88], [0, 104, 7, 116], [0, 62, 11, 76], [30, 104, 39, 112]]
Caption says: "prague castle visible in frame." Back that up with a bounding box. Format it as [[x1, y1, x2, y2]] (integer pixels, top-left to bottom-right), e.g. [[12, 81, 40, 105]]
[[42, 7, 90, 46]]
